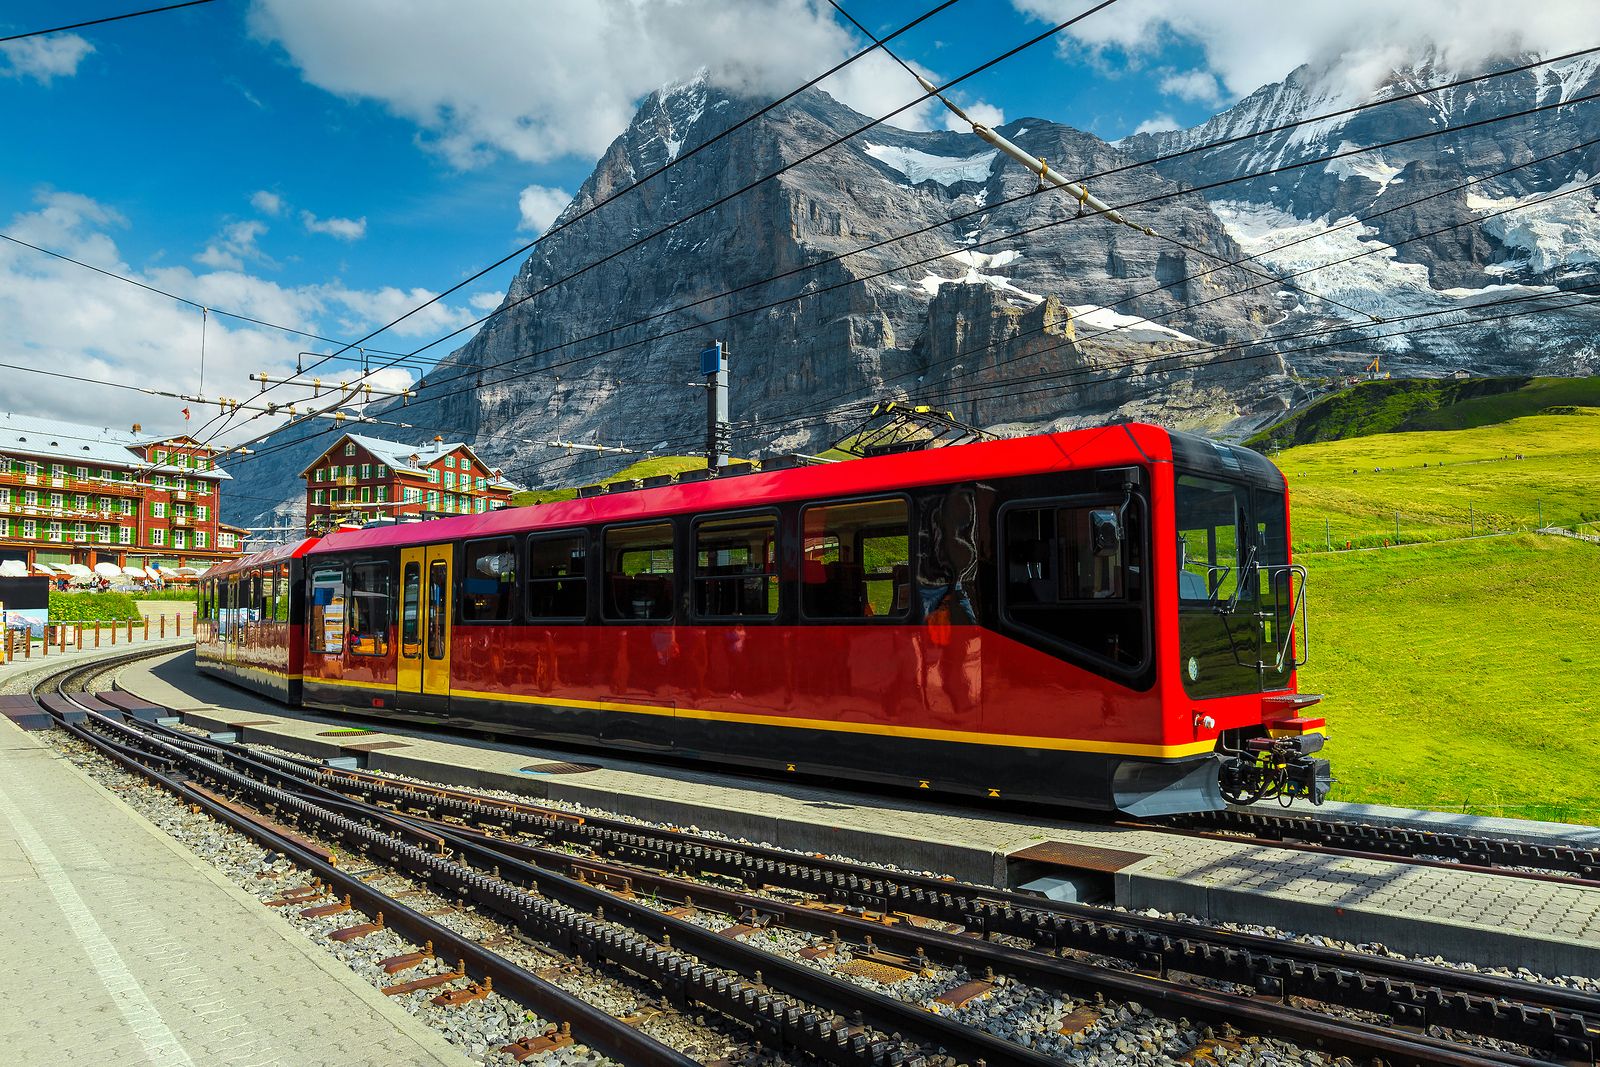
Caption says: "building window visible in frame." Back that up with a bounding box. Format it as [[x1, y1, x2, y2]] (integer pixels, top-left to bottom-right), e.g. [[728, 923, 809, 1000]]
[[344, 442, 355, 456], [476, 498, 487, 514], [445, 455, 456, 469], [98, 496, 110, 511], [23, 519, 36, 538], [49, 493, 63, 510], [195, 531, 207, 548], [0, 488, 8, 505], [428, 468, 440, 484], [196, 457, 209, 471], [800, 498, 911, 620], [476, 476, 487, 490], [154, 450, 166, 464], [360, 487, 371, 503], [603, 523, 674, 621], [119, 527, 131, 545], [74, 494, 87, 510], [220, 532, 235, 549], [48, 522, 62, 542], [97, 524, 110, 543], [360, 463, 371, 480], [373, 464, 387, 478], [196, 505, 208, 521], [74, 465, 87, 480], [151, 502, 165, 518], [24, 490, 38, 507], [312, 489, 324, 506], [314, 469, 325, 482], [120, 500, 132, 516], [72, 522, 86, 541], [444, 471, 455, 489], [377, 486, 387, 503], [151, 528, 165, 546], [174, 530, 186, 550]]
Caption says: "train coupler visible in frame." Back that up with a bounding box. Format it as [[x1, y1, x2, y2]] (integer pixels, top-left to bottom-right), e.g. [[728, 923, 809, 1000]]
[[1220, 734, 1331, 807]]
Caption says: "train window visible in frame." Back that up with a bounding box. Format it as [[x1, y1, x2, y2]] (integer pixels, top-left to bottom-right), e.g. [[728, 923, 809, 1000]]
[[603, 523, 674, 621], [693, 514, 777, 619], [401, 562, 421, 653], [348, 563, 391, 656], [527, 533, 587, 620], [1175, 476, 1246, 604], [275, 567, 291, 621], [462, 538, 517, 621], [800, 498, 910, 620], [309, 567, 346, 654], [1000, 499, 1147, 668], [427, 561, 448, 659]]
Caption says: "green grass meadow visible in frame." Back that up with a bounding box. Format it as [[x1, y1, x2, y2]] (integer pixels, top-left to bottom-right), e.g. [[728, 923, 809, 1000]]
[[1279, 410, 1600, 820], [1276, 413, 1600, 552]]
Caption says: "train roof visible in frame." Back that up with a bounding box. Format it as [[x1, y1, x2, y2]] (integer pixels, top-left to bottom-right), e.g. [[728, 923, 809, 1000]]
[[203, 536, 321, 580], [308, 423, 1283, 557]]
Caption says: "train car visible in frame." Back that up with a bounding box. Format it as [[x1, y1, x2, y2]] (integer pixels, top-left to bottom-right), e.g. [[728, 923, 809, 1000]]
[[196, 424, 1329, 815], [196, 537, 319, 704]]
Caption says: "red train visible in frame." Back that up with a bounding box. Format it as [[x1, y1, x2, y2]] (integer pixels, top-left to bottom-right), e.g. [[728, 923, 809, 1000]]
[[196, 424, 1329, 815]]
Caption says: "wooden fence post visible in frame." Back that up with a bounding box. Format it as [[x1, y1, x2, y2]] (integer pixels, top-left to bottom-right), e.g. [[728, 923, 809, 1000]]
[[159, 615, 166, 639], [58, 626, 66, 654], [143, 616, 150, 641], [110, 619, 117, 645], [22, 630, 29, 658], [75, 626, 82, 651], [126, 618, 133, 642], [94, 621, 100, 648], [4, 629, 10, 663]]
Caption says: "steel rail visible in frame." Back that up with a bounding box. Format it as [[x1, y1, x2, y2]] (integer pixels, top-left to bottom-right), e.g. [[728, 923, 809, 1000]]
[[92, 711, 1599, 1065], [27, 677, 699, 1067]]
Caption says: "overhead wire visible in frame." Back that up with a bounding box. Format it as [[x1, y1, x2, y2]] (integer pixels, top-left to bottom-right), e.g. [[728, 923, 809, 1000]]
[[0, 0, 219, 42]]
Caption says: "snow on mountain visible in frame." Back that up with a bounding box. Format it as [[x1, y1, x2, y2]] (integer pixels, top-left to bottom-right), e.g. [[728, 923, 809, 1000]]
[[1469, 178, 1600, 274], [861, 143, 997, 186], [1068, 307, 1200, 344], [1324, 144, 1405, 192]]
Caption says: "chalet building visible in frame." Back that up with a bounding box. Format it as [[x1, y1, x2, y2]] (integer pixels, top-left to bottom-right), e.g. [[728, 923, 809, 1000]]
[[301, 433, 518, 533], [0, 412, 243, 574]]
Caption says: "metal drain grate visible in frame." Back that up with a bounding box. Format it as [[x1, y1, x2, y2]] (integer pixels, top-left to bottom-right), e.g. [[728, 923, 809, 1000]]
[[519, 761, 601, 775]]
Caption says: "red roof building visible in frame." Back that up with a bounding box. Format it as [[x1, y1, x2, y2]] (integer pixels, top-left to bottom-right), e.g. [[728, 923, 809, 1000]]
[[0, 413, 243, 576], [300, 433, 519, 533]]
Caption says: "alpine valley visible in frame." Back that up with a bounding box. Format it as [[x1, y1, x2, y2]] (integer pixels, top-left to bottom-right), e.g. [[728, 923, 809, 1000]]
[[238, 52, 1600, 526]]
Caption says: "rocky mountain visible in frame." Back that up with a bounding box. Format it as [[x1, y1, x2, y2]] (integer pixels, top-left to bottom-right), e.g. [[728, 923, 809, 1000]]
[[232, 56, 1600, 526], [1123, 52, 1600, 375]]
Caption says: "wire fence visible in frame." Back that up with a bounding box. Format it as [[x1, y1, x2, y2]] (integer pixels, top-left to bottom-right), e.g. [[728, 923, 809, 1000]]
[[1295, 509, 1600, 554]]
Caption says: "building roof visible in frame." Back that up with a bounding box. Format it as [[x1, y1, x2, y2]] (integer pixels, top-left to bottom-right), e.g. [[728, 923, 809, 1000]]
[[0, 412, 231, 480], [301, 431, 508, 482]]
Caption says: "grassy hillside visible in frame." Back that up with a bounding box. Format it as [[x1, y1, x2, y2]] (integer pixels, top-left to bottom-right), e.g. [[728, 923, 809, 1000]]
[[510, 455, 737, 506], [1248, 376, 1600, 451], [1301, 535, 1600, 821], [1275, 413, 1600, 552]]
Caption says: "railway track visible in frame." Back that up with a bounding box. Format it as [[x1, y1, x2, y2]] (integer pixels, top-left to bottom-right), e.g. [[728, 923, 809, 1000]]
[[22, 647, 1594, 1066]]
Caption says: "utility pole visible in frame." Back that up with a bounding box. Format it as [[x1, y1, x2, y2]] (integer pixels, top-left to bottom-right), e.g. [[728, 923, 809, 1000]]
[[700, 341, 730, 469]]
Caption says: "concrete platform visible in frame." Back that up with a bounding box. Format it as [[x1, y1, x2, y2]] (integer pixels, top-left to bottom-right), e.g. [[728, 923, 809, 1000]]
[[0, 709, 470, 1067], [122, 650, 1600, 979]]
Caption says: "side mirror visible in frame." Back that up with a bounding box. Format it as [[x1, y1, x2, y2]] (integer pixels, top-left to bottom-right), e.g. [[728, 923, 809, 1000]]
[[1090, 508, 1123, 557]]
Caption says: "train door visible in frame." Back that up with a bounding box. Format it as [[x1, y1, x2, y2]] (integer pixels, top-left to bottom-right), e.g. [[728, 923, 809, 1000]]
[[396, 545, 451, 712]]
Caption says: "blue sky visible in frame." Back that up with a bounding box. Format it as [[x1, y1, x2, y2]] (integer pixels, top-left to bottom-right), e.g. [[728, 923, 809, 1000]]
[[0, 0, 1586, 443]]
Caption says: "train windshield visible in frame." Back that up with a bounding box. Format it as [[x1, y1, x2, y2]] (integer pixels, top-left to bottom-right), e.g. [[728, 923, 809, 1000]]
[[1174, 474, 1301, 697]]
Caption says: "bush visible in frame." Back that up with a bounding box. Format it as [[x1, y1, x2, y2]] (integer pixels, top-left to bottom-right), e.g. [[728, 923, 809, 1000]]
[[132, 589, 197, 601], [48, 591, 142, 623]]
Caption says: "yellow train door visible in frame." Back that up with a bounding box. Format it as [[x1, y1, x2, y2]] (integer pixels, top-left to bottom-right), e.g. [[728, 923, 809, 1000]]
[[396, 544, 452, 711]]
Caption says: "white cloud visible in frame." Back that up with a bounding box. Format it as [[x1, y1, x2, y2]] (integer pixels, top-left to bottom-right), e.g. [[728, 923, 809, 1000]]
[[1159, 69, 1223, 105], [0, 191, 467, 447], [0, 34, 94, 83], [469, 291, 503, 311], [516, 185, 572, 234], [251, 190, 284, 216], [1132, 113, 1180, 135], [944, 100, 1006, 131], [195, 220, 272, 271], [247, 0, 965, 167], [1012, 0, 1600, 99], [301, 211, 367, 240]]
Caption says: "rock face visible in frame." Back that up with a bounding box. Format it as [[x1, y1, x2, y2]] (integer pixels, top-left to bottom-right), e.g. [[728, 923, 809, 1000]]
[[231, 57, 1600, 525]]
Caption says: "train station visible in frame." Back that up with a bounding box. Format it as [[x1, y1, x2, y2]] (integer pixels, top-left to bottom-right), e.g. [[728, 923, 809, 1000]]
[[5, 1, 1599, 1065]]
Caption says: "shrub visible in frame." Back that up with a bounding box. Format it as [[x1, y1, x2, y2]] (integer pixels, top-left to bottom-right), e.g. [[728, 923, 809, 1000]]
[[47, 591, 142, 623]]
